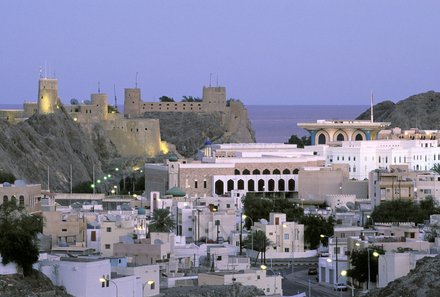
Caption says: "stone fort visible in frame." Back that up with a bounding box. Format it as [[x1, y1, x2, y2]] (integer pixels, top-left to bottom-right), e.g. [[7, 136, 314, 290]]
[[0, 77, 239, 157]]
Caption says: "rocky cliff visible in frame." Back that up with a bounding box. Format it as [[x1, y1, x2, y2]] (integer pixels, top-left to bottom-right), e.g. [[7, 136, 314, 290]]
[[366, 254, 440, 297], [356, 91, 440, 130], [0, 108, 116, 191], [142, 100, 255, 157]]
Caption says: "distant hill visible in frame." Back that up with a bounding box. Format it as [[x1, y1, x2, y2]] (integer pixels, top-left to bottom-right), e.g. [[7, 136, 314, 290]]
[[356, 91, 440, 130]]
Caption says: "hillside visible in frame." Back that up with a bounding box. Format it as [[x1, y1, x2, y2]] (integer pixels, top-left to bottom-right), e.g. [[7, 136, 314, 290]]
[[356, 91, 440, 130], [142, 100, 255, 157], [0, 270, 73, 297], [366, 255, 440, 297]]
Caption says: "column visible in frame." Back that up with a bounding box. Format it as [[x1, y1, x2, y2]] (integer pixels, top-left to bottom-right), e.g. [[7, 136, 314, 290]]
[[309, 130, 316, 145]]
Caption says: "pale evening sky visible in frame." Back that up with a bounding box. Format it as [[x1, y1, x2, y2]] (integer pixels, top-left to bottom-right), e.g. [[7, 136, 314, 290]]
[[1, 1, 439, 106]]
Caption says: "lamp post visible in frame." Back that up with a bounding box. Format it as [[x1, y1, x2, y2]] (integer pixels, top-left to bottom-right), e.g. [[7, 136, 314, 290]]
[[99, 275, 119, 297], [356, 243, 379, 290], [242, 214, 254, 253], [239, 212, 243, 255]]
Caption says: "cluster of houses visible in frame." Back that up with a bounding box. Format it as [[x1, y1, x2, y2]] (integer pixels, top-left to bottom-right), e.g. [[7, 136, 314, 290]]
[[3, 119, 440, 296]]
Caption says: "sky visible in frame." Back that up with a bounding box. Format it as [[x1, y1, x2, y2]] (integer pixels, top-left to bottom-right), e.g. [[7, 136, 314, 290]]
[[1, 1, 440, 106]]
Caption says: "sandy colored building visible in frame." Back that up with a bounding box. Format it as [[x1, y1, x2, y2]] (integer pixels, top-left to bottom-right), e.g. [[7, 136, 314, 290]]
[[0, 181, 43, 212]]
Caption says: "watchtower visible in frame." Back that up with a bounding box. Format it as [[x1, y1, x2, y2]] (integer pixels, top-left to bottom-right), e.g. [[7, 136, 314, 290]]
[[37, 78, 58, 114], [202, 86, 227, 112], [124, 88, 141, 117]]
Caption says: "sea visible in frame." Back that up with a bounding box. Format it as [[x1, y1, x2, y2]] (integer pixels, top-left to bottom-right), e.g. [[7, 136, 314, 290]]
[[0, 103, 368, 144], [246, 105, 368, 143]]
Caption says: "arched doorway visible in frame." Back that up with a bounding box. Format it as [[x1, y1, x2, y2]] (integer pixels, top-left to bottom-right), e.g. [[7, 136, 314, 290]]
[[215, 180, 224, 195]]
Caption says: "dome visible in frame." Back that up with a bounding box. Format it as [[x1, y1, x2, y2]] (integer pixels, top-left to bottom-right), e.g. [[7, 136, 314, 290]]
[[168, 154, 178, 162], [165, 187, 186, 197], [137, 207, 146, 215], [204, 139, 212, 146]]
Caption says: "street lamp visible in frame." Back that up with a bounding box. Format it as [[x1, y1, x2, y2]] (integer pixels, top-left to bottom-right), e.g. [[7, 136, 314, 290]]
[[355, 243, 379, 290], [242, 214, 254, 253], [99, 275, 119, 297]]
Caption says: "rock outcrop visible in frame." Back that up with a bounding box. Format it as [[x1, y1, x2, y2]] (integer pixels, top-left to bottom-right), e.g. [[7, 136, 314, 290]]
[[356, 91, 440, 130], [0, 270, 73, 297], [366, 255, 440, 297]]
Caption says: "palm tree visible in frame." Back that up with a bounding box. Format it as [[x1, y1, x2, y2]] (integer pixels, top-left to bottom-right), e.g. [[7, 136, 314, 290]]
[[431, 163, 440, 175], [243, 230, 271, 265], [149, 209, 176, 233]]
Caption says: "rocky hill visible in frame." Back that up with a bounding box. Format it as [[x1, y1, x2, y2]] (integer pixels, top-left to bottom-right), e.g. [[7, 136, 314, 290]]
[[142, 100, 255, 157], [0, 270, 73, 297], [356, 91, 440, 130], [366, 254, 440, 297]]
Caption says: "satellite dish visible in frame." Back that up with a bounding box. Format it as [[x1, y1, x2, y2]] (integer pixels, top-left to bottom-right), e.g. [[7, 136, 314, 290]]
[[70, 98, 79, 105], [84, 100, 92, 105]]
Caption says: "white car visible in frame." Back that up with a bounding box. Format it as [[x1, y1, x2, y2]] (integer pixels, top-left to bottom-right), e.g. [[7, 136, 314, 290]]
[[333, 283, 347, 291]]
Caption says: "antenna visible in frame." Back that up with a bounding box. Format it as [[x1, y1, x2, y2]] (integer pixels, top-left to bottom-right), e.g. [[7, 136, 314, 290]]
[[216, 73, 219, 87], [98, 81, 101, 94], [39, 66, 43, 78], [209, 73, 212, 87], [113, 84, 117, 109], [135, 72, 138, 88], [370, 90, 374, 123], [44, 61, 47, 78]]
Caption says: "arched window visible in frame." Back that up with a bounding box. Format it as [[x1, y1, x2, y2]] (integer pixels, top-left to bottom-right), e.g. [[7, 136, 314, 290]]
[[318, 134, 326, 144], [336, 134, 345, 141], [263, 169, 270, 175], [3, 195, 8, 203], [215, 180, 224, 195], [248, 180, 255, 191], [258, 179, 265, 192], [268, 179, 275, 191], [234, 169, 240, 175], [292, 168, 299, 174], [227, 179, 234, 191], [11, 195, 16, 204], [273, 169, 280, 174], [278, 179, 285, 191], [19, 195, 25, 206], [355, 134, 363, 141], [252, 169, 260, 175], [282, 169, 290, 174], [288, 179, 295, 191], [243, 169, 250, 175], [238, 179, 245, 190]]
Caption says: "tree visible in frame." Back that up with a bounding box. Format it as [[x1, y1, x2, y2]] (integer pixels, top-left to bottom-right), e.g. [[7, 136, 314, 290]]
[[0, 170, 15, 183], [0, 201, 43, 276], [72, 181, 94, 193], [243, 230, 271, 265], [181, 96, 202, 102], [159, 96, 175, 102], [299, 215, 335, 249], [149, 209, 176, 233], [431, 163, 440, 175], [286, 134, 311, 148], [347, 246, 384, 287]]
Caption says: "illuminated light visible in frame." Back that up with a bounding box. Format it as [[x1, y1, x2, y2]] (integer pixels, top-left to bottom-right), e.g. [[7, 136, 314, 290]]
[[113, 185, 117, 189], [91, 184, 95, 188], [108, 174, 111, 178], [147, 280, 155, 285], [103, 176, 107, 180], [260, 265, 267, 270], [111, 189, 115, 194], [133, 194, 138, 198], [115, 168, 119, 171], [373, 251, 380, 257], [341, 270, 347, 276], [97, 179, 101, 184], [73, 117, 78, 122], [160, 141, 169, 154]]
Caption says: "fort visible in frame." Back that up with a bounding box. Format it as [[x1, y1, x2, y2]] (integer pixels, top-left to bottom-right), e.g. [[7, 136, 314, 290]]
[[0, 77, 250, 158]]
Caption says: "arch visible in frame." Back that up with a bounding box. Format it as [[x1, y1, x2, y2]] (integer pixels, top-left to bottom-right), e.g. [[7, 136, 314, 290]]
[[243, 169, 250, 175], [248, 180, 255, 191], [292, 168, 299, 174], [316, 130, 330, 145], [258, 179, 265, 192], [268, 179, 275, 191], [19, 195, 25, 206], [11, 195, 16, 204], [227, 179, 234, 191], [263, 169, 270, 175], [215, 180, 224, 195], [334, 130, 348, 142], [238, 179, 245, 190], [252, 169, 260, 175], [282, 169, 290, 174], [3, 195, 8, 203], [273, 169, 280, 174], [288, 179, 295, 191], [352, 130, 366, 141], [278, 179, 285, 191], [234, 169, 240, 175]]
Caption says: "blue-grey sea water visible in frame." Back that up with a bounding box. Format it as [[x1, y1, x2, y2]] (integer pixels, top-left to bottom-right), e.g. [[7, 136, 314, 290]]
[[246, 105, 368, 143], [0, 104, 368, 144]]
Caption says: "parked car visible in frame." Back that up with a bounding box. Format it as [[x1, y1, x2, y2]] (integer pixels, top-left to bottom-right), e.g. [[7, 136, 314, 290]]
[[308, 267, 317, 275], [333, 283, 348, 291]]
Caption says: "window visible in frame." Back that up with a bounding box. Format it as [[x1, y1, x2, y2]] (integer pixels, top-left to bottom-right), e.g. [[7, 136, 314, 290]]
[[204, 180, 207, 188], [257, 275, 260, 280], [105, 244, 111, 249], [62, 228, 67, 232], [19, 195, 25, 206], [91, 231, 96, 242], [284, 248, 290, 252], [284, 234, 289, 240], [195, 181, 198, 188], [106, 227, 112, 232], [150, 282, 155, 290], [216, 256, 222, 261], [188, 228, 192, 231]]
